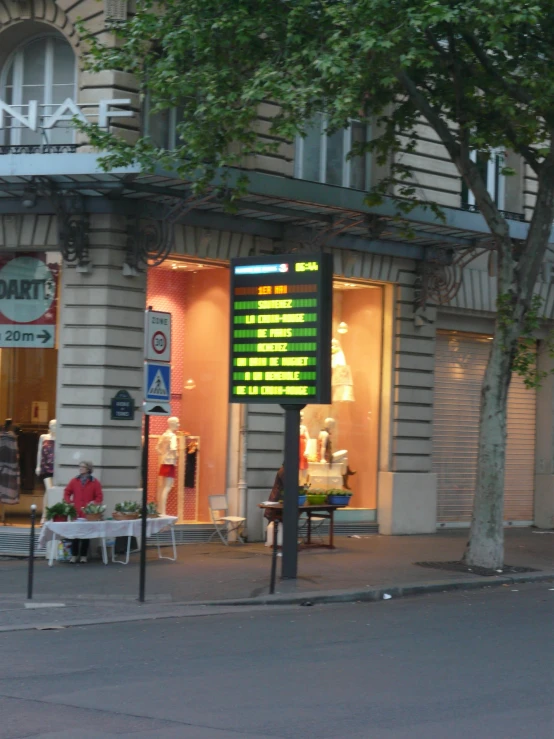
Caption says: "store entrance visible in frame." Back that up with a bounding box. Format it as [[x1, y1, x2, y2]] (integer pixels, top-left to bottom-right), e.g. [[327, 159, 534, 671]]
[[0, 347, 58, 524]]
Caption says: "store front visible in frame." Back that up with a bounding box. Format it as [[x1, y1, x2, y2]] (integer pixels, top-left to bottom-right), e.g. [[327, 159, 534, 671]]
[[432, 330, 537, 525], [0, 252, 60, 523], [144, 254, 384, 527]]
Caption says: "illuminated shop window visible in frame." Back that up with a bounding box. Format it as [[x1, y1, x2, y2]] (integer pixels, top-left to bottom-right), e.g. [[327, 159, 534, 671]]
[[1, 36, 76, 146], [295, 114, 372, 190]]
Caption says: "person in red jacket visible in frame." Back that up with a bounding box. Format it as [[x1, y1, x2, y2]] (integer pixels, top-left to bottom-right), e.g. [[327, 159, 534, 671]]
[[64, 461, 103, 563]]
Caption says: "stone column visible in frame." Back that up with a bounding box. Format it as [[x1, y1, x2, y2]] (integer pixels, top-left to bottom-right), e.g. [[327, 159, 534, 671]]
[[51, 214, 146, 512], [378, 279, 438, 535], [534, 341, 554, 529]]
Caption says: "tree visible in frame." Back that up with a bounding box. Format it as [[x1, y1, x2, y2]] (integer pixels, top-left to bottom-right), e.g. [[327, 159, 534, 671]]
[[84, 0, 554, 569]]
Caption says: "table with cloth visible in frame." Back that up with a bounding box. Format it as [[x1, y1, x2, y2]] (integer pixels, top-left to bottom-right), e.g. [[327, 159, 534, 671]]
[[38, 516, 178, 565]]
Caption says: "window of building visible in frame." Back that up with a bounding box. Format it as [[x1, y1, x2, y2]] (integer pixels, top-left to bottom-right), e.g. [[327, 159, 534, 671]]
[[144, 102, 184, 150], [295, 115, 372, 190], [462, 149, 505, 211], [1, 36, 76, 146]]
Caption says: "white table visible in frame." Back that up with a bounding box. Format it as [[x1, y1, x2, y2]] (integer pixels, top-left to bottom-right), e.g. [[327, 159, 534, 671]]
[[38, 516, 178, 566]]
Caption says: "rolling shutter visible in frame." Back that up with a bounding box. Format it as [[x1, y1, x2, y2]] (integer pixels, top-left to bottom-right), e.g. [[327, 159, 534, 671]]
[[433, 331, 536, 523]]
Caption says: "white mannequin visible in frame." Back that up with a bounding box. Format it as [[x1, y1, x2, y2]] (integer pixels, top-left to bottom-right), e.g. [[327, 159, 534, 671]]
[[156, 416, 180, 515], [318, 417, 335, 463], [36, 419, 56, 524]]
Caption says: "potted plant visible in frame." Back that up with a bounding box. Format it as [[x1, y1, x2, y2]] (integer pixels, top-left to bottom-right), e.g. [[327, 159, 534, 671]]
[[45, 502, 77, 522], [82, 503, 106, 521], [298, 483, 310, 506], [306, 488, 328, 505], [326, 489, 352, 506], [113, 501, 141, 520], [144, 502, 159, 518]]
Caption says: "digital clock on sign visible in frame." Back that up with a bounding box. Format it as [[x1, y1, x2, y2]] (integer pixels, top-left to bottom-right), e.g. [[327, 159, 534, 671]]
[[228, 254, 332, 405]]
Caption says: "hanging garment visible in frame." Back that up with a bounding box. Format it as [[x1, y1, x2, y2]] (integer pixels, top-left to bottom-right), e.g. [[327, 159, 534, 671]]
[[317, 429, 333, 464], [184, 447, 198, 488], [40, 438, 55, 479], [0, 431, 20, 505], [331, 340, 355, 402], [299, 430, 309, 471]]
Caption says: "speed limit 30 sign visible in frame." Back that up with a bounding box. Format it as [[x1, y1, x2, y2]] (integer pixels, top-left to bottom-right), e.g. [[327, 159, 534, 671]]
[[145, 310, 171, 363]]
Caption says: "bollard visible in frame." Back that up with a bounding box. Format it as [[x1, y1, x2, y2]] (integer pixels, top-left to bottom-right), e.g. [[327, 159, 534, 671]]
[[269, 519, 279, 595], [27, 504, 36, 600]]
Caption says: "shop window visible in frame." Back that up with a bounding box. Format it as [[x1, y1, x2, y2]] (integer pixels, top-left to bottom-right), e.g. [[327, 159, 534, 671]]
[[300, 280, 383, 512], [0, 253, 60, 524], [295, 115, 372, 190], [146, 260, 230, 523], [1, 36, 76, 146]]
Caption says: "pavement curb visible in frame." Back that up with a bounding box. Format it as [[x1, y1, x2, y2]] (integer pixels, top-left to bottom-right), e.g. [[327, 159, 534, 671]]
[[175, 571, 554, 607]]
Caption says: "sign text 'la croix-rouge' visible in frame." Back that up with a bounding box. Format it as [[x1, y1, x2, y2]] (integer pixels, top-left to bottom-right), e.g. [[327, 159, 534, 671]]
[[0, 97, 134, 131]]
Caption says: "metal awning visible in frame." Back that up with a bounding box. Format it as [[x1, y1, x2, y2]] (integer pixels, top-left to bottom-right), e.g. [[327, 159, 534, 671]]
[[0, 153, 545, 260]]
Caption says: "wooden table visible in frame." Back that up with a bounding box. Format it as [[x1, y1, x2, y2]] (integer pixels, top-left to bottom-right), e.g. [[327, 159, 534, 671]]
[[259, 503, 345, 549]]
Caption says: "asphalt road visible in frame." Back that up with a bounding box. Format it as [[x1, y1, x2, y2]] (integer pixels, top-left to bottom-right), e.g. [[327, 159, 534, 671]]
[[0, 584, 552, 739]]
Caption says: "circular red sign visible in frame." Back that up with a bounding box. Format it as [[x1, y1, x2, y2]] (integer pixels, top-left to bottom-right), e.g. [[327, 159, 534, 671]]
[[152, 330, 167, 355]]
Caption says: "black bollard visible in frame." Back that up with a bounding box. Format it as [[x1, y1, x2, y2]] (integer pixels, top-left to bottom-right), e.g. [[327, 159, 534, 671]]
[[269, 519, 279, 595], [27, 504, 36, 600]]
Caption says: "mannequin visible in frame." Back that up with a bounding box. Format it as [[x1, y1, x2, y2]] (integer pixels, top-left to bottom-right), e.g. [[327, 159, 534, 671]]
[[0, 419, 19, 522], [317, 417, 335, 464], [299, 411, 310, 474], [156, 416, 180, 515], [36, 419, 56, 524], [331, 338, 355, 402]]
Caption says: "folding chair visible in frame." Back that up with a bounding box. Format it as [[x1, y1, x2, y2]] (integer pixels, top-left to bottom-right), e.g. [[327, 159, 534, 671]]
[[298, 512, 326, 544], [208, 495, 246, 545]]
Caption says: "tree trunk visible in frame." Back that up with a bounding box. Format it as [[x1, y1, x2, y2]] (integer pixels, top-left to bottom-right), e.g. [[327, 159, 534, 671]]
[[464, 326, 518, 570]]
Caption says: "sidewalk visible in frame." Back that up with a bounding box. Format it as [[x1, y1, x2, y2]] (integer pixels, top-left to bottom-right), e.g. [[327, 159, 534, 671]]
[[0, 528, 552, 631]]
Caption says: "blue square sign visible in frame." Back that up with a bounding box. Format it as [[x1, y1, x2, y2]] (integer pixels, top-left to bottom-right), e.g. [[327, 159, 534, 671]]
[[144, 362, 171, 403]]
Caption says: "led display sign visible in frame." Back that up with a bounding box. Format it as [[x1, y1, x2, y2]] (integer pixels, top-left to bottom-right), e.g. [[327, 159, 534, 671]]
[[229, 254, 332, 404]]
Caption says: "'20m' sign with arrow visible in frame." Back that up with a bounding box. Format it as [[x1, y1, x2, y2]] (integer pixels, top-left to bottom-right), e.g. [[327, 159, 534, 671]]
[[0, 254, 59, 348]]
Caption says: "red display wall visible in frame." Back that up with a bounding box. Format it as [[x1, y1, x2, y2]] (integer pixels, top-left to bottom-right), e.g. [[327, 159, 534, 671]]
[[146, 263, 230, 521]]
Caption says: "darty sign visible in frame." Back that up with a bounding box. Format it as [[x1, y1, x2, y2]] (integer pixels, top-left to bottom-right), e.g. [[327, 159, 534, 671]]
[[0, 98, 134, 132], [0, 254, 59, 348]]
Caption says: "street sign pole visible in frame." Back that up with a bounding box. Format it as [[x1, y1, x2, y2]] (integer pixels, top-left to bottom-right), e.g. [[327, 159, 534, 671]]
[[139, 410, 149, 603], [281, 404, 305, 579]]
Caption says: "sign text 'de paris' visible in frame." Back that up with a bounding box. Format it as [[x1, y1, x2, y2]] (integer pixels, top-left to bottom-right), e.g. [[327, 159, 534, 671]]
[[0, 98, 134, 132]]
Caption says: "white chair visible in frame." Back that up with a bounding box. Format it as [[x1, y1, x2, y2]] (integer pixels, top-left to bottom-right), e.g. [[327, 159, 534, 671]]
[[298, 512, 326, 543], [208, 495, 246, 545]]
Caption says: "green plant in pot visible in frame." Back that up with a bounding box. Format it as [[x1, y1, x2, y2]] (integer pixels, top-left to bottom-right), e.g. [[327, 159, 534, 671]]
[[45, 502, 77, 522], [144, 501, 159, 518], [82, 503, 107, 521], [113, 501, 141, 519], [306, 488, 328, 505], [326, 489, 353, 506]]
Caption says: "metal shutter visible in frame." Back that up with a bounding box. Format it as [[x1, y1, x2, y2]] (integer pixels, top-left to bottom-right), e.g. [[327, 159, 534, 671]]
[[433, 331, 536, 523]]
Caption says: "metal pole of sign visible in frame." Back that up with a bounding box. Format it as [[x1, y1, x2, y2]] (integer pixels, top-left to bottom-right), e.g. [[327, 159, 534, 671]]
[[139, 411, 150, 603], [27, 504, 36, 600], [269, 519, 279, 594], [280, 404, 305, 579]]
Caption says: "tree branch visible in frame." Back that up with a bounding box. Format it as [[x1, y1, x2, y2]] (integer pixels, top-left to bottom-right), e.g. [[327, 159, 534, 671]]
[[501, 121, 541, 175], [461, 32, 534, 107], [396, 69, 511, 250]]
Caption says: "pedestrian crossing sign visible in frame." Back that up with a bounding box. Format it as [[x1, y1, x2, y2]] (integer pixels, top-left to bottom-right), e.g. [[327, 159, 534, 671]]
[[144, 362, 171, 403]]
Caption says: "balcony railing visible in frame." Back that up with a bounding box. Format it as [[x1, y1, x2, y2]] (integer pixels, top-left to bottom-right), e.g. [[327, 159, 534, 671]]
[[0, 144, 79, 155]]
